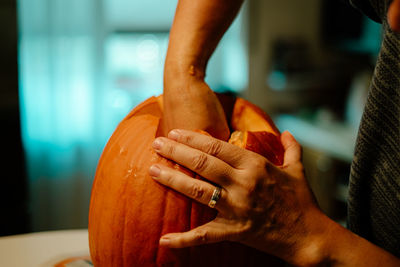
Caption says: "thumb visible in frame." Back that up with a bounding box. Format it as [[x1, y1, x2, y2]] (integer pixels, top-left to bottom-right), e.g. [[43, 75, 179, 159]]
[[159, 220, 227, 248], [281, 131, 302, 167]]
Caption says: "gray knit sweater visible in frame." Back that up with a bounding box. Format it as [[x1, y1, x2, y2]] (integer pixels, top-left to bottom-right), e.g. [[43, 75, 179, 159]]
[[348, 0, 400, 257]]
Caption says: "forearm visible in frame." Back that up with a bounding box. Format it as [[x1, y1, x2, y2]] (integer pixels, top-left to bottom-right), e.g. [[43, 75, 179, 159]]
[[165, 0, 243, 79], [322, 221, 400, 266], [162, 0, 242, 139], [286, 212, 400, 266]]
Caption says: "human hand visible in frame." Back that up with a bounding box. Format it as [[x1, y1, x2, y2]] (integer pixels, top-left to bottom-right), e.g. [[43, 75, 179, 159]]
[[163, 71, 230, 141], [149, 129, 332, 265], [161, 0, 242, 141]]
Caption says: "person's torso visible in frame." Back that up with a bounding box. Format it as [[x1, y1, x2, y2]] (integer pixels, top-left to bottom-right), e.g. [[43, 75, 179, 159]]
[[348, 0, 400, 257]]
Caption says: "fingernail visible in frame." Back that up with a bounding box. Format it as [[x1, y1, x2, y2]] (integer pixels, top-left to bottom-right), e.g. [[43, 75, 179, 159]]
[[149, 165, 161, 177], [168, 130, 180, 141], [159, 237, 170, 246], [152, 138, 163, 150]]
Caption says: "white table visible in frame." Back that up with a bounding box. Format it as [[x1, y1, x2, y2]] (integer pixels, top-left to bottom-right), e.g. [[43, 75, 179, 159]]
[[0, 229, 90, 267]]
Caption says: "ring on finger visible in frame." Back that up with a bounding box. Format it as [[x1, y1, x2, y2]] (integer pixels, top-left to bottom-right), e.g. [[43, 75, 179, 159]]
[[208, 186, 222, 208]]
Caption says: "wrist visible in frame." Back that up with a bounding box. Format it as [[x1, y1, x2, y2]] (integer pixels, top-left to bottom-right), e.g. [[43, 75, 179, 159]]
[[289, 210, 339, 266], [291, 213, 400, 267], [164, 48, 207, 81], [164, 57, 206, 82]]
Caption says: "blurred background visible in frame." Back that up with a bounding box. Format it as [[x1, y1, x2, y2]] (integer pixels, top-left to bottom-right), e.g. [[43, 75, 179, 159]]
[[0, 0, 381, 236]]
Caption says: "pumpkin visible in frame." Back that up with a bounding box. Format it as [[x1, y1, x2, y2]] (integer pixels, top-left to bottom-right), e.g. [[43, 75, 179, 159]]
[[389, 0, 400, 32], [88, 95, 285, 266]]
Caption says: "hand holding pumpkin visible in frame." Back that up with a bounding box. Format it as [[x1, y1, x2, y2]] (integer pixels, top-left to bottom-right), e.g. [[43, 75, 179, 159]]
[[163, 70, 230, 141], [150, 129, 334, 266]]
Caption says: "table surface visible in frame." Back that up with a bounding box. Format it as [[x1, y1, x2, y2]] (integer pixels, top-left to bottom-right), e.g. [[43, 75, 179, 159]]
[[0, 229, 90, 267]]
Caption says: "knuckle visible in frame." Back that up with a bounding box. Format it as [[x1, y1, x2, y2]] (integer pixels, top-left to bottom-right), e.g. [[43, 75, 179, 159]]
[[182, 134, 194, 144], [205, 140, 223, 156], [166, 143, 176, 156], [193, 229, 208, 243], [251, 156, 274, 177], [192, 153, 208, 172], [162, 171, 175, 185], [237, 172, 264, 196], [263, 161, 277, 178], [219, 167, 234, 186], [253, 156, 268, 170], [188, 182, 205, 200]]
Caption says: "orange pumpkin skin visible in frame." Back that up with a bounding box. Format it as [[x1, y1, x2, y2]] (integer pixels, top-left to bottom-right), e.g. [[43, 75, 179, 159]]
[[88, 96, 285, 266], [388, 0, 400, 32]]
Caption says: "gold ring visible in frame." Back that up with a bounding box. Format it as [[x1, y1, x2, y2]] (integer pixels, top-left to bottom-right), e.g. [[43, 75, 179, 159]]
[[208, 186, 222, 208]]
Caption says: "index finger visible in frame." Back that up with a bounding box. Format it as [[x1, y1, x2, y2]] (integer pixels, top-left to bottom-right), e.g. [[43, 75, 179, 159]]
[[167, 129, 251, 168]]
